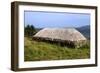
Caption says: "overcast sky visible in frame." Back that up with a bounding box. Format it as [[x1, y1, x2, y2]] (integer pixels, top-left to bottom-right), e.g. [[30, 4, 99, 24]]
[[24, 11, 90, 28]]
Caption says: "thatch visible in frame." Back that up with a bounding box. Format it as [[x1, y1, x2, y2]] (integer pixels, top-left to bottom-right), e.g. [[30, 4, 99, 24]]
[[33, 28, 87, 48]]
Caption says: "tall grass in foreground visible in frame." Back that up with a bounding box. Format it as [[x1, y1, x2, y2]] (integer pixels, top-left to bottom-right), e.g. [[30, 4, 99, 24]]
[[24, 37, 90, 61]]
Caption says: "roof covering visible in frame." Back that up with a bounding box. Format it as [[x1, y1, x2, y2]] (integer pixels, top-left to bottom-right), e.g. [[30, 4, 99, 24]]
[[33, 28, 86, 42]]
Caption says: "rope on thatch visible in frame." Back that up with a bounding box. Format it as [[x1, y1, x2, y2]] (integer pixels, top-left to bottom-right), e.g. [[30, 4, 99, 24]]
[[33, 36, 87, 48]]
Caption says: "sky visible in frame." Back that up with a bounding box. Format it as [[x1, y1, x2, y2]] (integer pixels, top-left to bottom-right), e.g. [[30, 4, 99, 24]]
[[24, 11, 90, 28]]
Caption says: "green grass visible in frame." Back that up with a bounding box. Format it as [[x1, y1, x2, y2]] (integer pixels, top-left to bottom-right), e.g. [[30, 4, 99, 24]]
[[24, 37, 90, 61]]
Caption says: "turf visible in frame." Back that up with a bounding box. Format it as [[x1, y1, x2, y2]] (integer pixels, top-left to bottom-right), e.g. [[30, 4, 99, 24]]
[[24, 37, 90, 61]]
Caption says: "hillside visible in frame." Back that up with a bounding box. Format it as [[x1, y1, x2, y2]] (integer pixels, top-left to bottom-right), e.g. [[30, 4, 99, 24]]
[[24, 37, 90, 61], [76, 25, 90, 39]]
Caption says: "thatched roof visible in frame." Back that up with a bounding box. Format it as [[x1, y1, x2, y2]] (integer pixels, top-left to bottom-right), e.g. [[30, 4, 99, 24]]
[[33, 28, 86, 42]]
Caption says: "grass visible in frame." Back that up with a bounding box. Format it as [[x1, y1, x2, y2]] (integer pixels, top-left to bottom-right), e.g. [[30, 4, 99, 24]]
[[24, 37, 90, 61]]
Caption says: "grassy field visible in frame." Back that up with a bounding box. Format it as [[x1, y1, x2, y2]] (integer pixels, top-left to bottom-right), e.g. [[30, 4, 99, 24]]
[[24, 37, 90, 61]]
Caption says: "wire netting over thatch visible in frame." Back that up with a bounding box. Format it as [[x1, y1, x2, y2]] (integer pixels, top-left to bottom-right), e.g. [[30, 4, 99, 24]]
[[33, 28, 87, 48]]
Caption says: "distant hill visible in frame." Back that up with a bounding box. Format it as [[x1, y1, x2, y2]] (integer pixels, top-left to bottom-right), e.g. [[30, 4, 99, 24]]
[[76, 25, 90, 39]]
